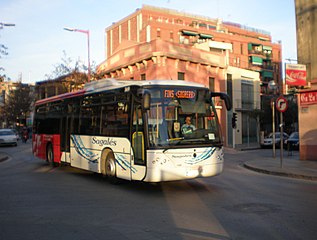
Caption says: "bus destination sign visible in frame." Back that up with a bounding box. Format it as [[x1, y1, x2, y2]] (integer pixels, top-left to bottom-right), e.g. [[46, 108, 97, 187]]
[[164, 89, 196, 99]]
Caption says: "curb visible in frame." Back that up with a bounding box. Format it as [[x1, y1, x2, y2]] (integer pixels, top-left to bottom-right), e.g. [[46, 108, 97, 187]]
[[243, 163, 317, 181]]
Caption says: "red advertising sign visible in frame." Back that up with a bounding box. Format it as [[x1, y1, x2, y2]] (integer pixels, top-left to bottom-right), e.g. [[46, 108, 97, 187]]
[[300, 90, 317, 105], [285, 64, 306, 86]]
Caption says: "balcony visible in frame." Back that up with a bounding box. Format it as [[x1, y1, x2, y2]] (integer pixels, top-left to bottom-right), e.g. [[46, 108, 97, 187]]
[[248, 49, 263, 56]]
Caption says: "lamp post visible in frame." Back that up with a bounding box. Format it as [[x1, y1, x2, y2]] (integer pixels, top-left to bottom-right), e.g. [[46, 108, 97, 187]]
[[64, 27, 91, 82], [0, 22, 15, 29]]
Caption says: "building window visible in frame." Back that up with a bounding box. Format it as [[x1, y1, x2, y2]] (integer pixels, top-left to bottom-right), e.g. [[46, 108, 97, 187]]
[[176, 19, 183, 24], [241, 80, 254, 109], [178, 72, 185, 80], [146, 25, 151, 42], [157, 29, 161, 38], [170, 31, 173, 41], [141, 74, 146, 80], [209, 77, 215, 92], [227, 74, 233, 103]]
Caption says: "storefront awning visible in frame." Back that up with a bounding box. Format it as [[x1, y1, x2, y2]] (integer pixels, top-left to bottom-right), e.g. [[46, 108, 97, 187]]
[[248, 42, 262, 50], [182, 30, 198, 36], [263, 46, 272, 51], [199, 33, 213, 39], [258, 36, 270, 41], [251, 56, 263, 65], [262, 70, 273, 78]]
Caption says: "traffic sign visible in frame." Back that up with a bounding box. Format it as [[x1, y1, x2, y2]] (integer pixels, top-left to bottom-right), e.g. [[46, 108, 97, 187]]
[[276, 96, 288, 112]]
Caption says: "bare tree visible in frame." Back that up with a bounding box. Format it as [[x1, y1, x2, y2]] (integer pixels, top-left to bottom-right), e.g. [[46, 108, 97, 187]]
[[0, 44, 9, 82], [45, 51, 88, 79], [0, 44, 8, 59]]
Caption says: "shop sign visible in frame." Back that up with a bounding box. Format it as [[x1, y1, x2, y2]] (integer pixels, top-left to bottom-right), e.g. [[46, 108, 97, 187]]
[[286, 64, 306, 86], [300, 91, 317, 105]]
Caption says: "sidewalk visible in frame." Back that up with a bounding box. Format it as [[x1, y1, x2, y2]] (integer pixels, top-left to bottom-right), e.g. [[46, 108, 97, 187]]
[[229, 148, 317, 181]]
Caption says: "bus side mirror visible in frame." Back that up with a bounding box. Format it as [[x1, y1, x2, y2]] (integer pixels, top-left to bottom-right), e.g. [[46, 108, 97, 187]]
[[143, 92, 151, 110], [210, 92, 232, 111]]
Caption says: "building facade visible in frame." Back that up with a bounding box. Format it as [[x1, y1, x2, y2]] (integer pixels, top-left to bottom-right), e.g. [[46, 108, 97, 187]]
[[97, 5, 281, 147], [35, 72, 87, 100], [0, 81, 34, 129], [0, 81, 18, 128], [295, 0, 317, 160], [99, 5, 282, 94], [226, 66, 260, 148]]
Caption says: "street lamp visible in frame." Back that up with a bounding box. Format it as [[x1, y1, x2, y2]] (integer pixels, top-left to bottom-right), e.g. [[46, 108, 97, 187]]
[[64, 27, 91, 82], [0, 22, 15, 29]]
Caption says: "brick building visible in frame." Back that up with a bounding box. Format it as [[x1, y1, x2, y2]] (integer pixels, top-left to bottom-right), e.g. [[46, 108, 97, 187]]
[[98, 5, 282, 94], [97, 5, 281, 147], [0, 81, 18, 128], [295, 0, 317, 160]]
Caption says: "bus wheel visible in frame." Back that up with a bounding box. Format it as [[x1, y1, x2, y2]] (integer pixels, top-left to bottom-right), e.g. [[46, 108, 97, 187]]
[[46, 144, 58, 167], [101, 149, 118, 182], [105, 152, 116, 177]]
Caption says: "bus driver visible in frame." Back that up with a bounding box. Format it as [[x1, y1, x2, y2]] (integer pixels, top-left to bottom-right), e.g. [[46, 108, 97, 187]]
[[181, 116, 196, 134]]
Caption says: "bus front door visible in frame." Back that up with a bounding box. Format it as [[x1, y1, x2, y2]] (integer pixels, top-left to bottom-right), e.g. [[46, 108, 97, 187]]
[[131, 105, 146, 181]]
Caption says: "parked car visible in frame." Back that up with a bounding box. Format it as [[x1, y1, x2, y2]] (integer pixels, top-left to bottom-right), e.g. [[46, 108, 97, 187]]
[[284, 132, 299, 150], [261, 132, 289, 148], [0, 129, 18, 146]]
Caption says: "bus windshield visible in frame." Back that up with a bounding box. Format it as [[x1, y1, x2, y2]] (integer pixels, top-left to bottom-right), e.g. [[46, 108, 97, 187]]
[[146, 87, 222, 148]]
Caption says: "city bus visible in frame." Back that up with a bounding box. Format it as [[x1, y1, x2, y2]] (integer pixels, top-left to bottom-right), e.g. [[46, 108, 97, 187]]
[[32, 79, 231, 182]]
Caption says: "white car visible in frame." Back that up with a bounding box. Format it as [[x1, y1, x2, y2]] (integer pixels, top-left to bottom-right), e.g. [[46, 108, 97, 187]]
[[0, 129, 18, 146], [261, 132, 289, 148]]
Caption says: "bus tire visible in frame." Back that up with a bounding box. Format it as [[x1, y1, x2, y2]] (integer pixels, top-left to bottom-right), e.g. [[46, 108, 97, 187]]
[[101, 149, 118, 182], [46, 144, 58, 167]]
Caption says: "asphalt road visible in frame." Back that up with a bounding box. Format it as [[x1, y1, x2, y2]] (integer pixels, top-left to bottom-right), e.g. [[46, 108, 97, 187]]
[[0, 142, 316, 240]]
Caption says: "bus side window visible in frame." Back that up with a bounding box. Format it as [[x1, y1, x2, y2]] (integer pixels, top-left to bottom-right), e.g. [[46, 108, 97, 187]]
[[102, 105, 115, 136], [116, 102, 129, 137]]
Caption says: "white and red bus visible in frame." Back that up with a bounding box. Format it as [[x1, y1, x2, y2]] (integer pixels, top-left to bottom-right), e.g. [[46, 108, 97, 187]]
[[32, 79, 231, 182]]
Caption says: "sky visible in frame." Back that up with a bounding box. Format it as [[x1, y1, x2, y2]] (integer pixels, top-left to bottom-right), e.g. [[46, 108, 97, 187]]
[[0, 0, 297, 84]]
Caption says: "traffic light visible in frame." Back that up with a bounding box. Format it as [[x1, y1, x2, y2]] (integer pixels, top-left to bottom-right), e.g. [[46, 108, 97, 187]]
[[232, 112, 237, 129]]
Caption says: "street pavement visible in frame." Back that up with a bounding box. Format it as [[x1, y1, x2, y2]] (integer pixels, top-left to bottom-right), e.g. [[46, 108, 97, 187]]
[[1, 147, 317, 181], [0, 151, 8, 162], [225, 147, 317, 181]]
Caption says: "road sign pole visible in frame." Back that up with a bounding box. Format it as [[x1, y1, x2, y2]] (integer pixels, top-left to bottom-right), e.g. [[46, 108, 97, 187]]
[[276, 95, 288, 168], [280, 111, 283, 168], [272, 100, 276, 158]]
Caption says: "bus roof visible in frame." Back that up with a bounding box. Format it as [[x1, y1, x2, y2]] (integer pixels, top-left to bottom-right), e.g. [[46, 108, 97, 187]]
[[84, 78, 207, 92], [35, 79, 207, 105], [35, 90, 86, 106]]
